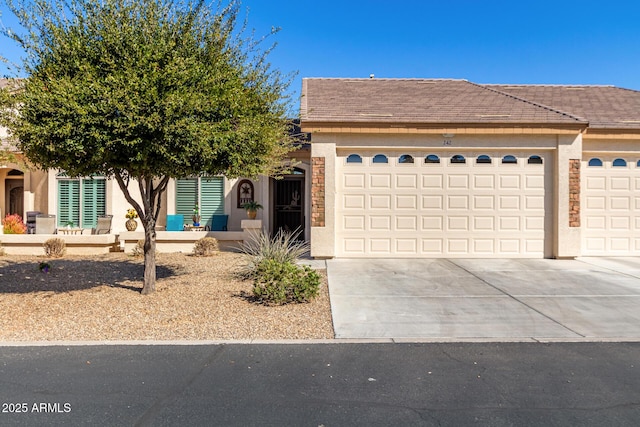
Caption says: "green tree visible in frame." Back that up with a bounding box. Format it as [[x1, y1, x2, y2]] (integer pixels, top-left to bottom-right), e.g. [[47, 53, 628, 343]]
[[0, 0, 295, 294]]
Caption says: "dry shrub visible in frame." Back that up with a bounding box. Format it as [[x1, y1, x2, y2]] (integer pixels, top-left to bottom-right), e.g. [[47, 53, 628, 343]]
[[43, 238, 66, 258], [193, 237, 219, 257], [131, 240, 145, 257]]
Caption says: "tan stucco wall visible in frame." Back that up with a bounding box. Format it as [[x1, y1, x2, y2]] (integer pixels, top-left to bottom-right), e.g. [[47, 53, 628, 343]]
[[553, 133, 583, 258]]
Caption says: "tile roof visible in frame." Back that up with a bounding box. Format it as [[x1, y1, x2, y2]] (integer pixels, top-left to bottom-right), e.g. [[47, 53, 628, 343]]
[[487, 84, 640, 130], [301, 78, 587, 127]]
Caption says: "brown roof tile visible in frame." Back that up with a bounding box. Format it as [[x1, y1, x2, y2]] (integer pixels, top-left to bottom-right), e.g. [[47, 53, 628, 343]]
[[488, 84, 640, 130], [301, 78, 587, 126]]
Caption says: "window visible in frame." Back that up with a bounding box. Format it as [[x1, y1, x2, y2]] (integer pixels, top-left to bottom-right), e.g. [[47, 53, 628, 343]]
[[399, 154, 414, 164], [176, 177, 224, 227], [502, 155, 517, 164], [528, 155, 543, 164], [476, 155, 491, 164], [588, 158, 603, 167], [57, 176, 106, 228], [424, 154, 440, 164], [372, 154, 388, 164], [346, 154, 362, 163], [613, 158, 627, 167], [637, 160, 640, 168], [450, 154, 466, 164]]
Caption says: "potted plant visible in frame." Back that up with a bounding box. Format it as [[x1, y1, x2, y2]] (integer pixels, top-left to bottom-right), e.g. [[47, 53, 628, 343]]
[[65, 221, 74, 230], [242, 201, 263, 219], [192, 204, 201, 226], [125, 208, 138, 231]]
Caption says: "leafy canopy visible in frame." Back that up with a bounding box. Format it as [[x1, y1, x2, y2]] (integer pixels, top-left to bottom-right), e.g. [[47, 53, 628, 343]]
[[1, 0, 294, 181]]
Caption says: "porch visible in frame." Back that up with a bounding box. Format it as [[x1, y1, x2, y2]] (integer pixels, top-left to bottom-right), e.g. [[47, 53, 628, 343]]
[[0, 220, 262, 256]]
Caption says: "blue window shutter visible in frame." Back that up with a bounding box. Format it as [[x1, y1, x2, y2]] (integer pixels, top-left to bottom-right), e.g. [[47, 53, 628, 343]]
[[82, 179, 106, 228], [58, 180, 80, 227], [200, 177, 224, 228], [176, 178, 198, 224]]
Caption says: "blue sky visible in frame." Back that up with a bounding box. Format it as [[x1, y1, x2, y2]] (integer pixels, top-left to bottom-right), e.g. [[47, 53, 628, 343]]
[[2, 0, 640, 114]]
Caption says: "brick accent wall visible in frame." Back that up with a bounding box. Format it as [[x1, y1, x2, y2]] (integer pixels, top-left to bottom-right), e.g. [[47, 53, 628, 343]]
[[311, 157, 325, 227], [569, 159, 580, 227]]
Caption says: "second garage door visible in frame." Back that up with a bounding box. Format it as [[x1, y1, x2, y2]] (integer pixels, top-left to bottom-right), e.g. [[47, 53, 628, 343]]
[[336, 151, 551, 258]]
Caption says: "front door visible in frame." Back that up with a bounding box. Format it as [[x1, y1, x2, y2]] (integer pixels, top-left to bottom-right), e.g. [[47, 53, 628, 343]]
[[274, 175, 304, 239]]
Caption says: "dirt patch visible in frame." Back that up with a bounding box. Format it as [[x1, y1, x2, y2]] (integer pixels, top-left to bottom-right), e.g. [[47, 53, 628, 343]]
[[0, 252, 334, 341]]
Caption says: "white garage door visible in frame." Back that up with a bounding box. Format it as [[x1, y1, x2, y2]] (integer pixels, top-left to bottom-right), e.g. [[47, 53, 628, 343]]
[[583, 155, 640, 255], [336, 151, 550, 258]]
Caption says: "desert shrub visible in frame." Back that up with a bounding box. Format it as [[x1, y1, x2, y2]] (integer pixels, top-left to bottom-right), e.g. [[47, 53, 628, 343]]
[[131, 240, 145, 257], [240, 229, 309, 279], [3, 214, 27, 234], [43, 238, 66, 258], [193, 237, 219, 256], [252, 259, 320, 305]]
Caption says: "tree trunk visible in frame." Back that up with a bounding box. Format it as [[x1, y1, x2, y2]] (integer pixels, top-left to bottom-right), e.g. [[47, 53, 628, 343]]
[[141, 218, 157, 295]]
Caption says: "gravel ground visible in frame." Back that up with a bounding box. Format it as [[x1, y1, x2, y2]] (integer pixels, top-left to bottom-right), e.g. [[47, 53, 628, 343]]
[[0, 252, 334, 341]]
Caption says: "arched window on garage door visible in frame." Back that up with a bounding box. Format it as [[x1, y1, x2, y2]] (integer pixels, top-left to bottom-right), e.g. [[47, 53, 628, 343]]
[[613, 158, 627, 167], [502, 155, 517, 164], [588, 158, 603, 167], [346, 154, 363, 164], [372, 154, 388, 164], [399, 154, 414, 164], [424, 154, 440, 164], [528, 155, 543, 164], [450, 154, 466, 164], [476, 155, 491, 164]]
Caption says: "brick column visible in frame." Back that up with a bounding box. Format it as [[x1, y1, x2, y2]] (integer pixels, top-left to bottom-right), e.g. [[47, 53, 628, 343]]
[[311, 157, 325, 227], [569, 159, 580, 227]]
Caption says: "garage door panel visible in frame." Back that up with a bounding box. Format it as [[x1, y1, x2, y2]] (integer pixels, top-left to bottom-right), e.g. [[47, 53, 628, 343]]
[[610, 216, 630, 230], [447, 217, 469, 231], [370, 216, 391, 230], [422, 239, 443, 254], [370, 239, 391, 254], [343, 215, 365, 230], [474, 239, 495, 254], [422, 175, 443, 189], [525, 195, 545, 210], [422, 216, 443, 230], [473, 216, 495, 231], [344, 194, 365, 209], [396, 216, 417, 230], [586, 176, 606, 190], [499, 175, 521, 189], [473, 195, 494, 210], [395, 195, 417, 209], [396, 239, 418, 253], [370, 195, 391, 209], [499, 217, 520, 231], [610, 177, 630, 190], [610, 197, 630, 210], [448, 239, 469, 254], [344, 174, 365, 188], [396, 174, 417, 189], [448, 195, 469, 210], [423, 195, 443, 209], [370, 174, 391, 189], [473, 175, 495, 189], [448, 175, 469, 189], [499, 195, 520, 210], [525, 175, 545, 189]]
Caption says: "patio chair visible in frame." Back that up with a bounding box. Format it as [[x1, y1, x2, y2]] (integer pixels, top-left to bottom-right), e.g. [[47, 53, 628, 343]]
[[210, 214, 228, 231], [166, 214, 184, 231], [35, 214, 57, 234], [92, 214, 113, 235], [26, 211, 41, 234]]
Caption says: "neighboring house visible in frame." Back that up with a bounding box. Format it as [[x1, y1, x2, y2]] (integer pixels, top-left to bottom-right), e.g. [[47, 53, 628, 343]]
[[301, 78, 640, 258], [1, 76, 311, 237]]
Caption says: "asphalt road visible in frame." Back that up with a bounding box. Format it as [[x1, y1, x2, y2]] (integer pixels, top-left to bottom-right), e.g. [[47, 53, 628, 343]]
[[1, 343, 639, 426]]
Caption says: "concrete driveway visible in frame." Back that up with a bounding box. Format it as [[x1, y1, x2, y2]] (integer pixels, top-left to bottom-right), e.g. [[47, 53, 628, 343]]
[[326, 257, 640, 341]]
